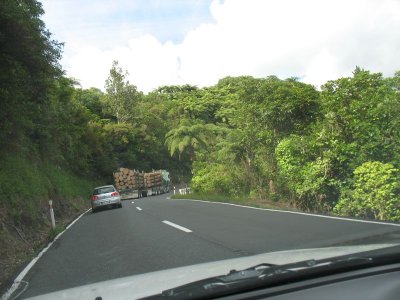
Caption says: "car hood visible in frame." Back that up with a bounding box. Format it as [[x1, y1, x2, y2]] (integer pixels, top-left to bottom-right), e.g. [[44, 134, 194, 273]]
[[25, 244, 395, 300]]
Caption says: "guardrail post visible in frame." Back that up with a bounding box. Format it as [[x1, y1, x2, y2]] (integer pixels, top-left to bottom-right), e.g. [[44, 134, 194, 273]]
[[49, 200, 55, 229]]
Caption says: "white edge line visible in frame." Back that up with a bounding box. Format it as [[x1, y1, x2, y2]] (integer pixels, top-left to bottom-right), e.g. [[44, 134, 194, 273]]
[[1, 208, 92, 300], [171, 198, 400, 227], [162, 220, 192, 233], [136, 207, 142, 211]]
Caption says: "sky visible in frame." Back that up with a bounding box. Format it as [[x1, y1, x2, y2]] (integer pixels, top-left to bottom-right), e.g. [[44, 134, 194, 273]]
[[41, 0, 400, 93]]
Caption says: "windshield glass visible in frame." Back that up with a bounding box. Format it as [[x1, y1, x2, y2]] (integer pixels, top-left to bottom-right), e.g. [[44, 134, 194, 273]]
[[1, 1, 400, 300], [93, 187, 115, 195]]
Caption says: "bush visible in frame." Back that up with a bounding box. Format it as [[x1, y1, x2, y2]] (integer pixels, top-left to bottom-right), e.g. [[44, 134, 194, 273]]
[[191, 162, 244, 196], [334, 161, 400, 221]]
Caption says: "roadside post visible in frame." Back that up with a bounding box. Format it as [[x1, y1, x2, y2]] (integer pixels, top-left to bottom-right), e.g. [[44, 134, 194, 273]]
[[49, 200, 55, 229], [174, 186, 176, 195]]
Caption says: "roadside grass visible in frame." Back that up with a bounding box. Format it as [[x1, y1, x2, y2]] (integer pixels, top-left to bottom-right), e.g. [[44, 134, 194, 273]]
[[43, 163, 95, 200], [171, 193, 246, 203], [48, 224, 65, 240], [0, 154, 49, 209], [171, 193, 299, 212], [0, 154, 98, 222]]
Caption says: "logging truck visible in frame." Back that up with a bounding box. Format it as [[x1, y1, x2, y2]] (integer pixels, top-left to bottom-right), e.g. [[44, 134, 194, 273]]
[[113, 168, 170, 199], [143, 170, 170, 196]]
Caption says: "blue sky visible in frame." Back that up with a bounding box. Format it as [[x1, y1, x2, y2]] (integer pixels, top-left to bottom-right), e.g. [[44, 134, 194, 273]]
[[41, 0, 400, 93], [42, 0, 215, 47]]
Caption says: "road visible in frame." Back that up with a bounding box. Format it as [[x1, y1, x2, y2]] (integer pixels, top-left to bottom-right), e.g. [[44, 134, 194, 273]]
[[12, 193, 400, 299]]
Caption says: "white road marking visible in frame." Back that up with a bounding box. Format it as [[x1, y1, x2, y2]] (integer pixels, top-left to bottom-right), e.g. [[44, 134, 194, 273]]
[[136, 207, 142, 211], [131, 201, 135, 204], [172, 199, 400, 227], [1, 208, 92, 300], [162, 220, 192, 233]]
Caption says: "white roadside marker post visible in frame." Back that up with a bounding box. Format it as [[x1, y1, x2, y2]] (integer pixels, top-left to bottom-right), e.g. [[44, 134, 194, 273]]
[[49, 200, 55, 229]]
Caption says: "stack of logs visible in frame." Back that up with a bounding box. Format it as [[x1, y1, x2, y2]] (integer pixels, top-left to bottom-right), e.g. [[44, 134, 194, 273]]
[[144, 171, 163, 188], [114, 168, 164, 190], [113, 168, 144, 190]]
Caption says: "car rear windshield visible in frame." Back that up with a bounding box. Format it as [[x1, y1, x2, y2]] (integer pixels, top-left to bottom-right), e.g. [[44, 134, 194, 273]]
[[93, 186, 115, 195]]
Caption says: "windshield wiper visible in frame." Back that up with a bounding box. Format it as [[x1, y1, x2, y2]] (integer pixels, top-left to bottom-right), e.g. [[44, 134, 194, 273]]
[[141, 256, 374, 299]]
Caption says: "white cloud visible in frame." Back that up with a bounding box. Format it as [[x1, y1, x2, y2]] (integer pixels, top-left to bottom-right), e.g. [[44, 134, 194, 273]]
[[42, 0, 400, 92]]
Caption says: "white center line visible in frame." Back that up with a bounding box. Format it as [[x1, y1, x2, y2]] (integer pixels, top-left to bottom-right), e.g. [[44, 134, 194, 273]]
[[136, 207, 142, 211], [162, 220, 192, 233]]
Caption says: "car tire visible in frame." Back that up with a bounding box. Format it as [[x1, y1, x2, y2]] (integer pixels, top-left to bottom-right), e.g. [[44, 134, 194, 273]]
[[92, 208, 97, 213], [119, 203, 122, 208]]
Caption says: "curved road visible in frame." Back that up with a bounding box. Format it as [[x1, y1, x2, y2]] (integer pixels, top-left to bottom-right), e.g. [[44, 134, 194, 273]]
[[11, 193, 400, 299]]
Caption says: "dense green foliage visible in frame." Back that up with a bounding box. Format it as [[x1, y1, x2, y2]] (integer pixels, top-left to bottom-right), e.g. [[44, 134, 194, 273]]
[[1, 0, 399, 224], [160, 72, 400, 221], [334, 162, 400, 221]]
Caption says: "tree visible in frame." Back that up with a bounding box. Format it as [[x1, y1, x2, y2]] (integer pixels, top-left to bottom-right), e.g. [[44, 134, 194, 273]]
[[165, 118, 225, 160], [0, 0, 62, 151], [276, 134, 332, 211], [74, 87, 106, 118], [320, 69, 399, 166], [226, 76, 321, 198], [104, 60, 142, 123]]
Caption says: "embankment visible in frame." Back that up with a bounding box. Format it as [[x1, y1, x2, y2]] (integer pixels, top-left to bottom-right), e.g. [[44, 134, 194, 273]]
[[0, 154, 100, 294]]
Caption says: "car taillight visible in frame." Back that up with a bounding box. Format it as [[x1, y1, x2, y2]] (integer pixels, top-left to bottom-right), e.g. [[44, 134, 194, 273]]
[[91, 195, 98, 201], [111, 192, 119, 197]]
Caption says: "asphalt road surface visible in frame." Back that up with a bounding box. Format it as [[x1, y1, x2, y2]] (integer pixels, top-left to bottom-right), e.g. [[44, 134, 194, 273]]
[[12, 194, 400, 299]]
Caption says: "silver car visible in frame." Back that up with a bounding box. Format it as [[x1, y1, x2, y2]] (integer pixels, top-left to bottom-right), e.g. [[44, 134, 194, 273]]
[[91, 185, 122, 213]]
